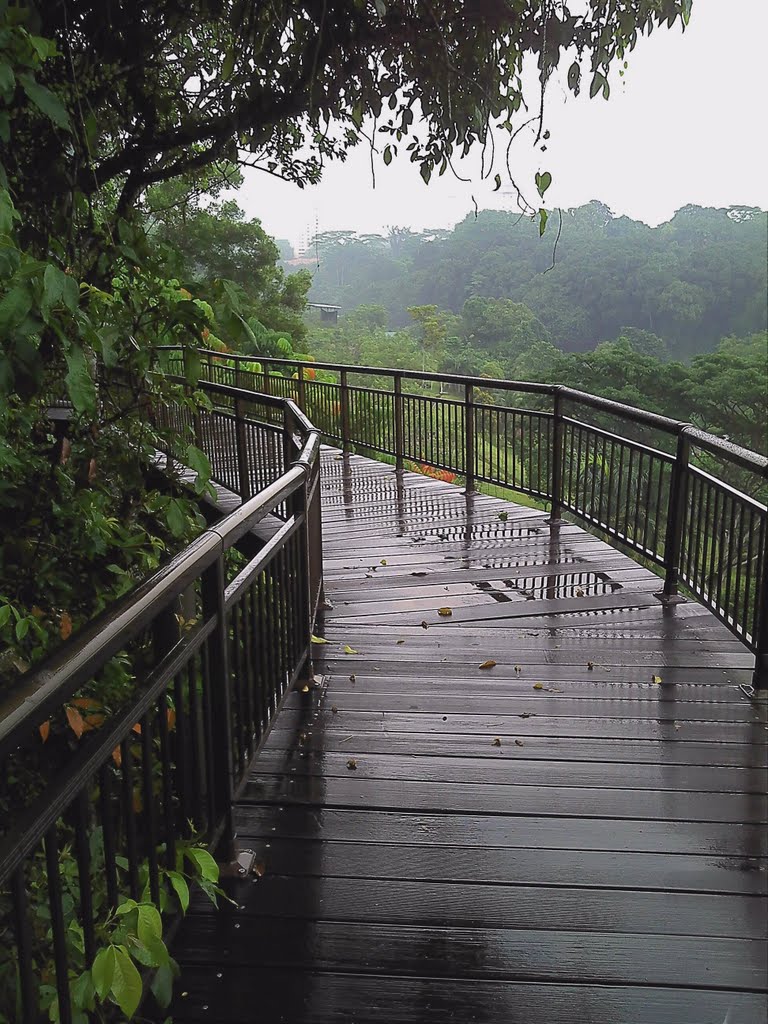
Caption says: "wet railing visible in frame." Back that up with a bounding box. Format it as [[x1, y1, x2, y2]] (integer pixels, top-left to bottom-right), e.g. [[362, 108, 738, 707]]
[[162, 346, 767, 691], [0, 377, 322, 1023]]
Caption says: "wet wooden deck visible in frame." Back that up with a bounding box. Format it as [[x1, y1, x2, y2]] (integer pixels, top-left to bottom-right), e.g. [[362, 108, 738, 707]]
[[171, 449, 768, 1024]]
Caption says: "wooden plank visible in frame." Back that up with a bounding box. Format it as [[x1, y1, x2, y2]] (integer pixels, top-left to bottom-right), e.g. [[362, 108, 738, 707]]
[[252, 749, 767, 794], [185, 876, 767, 938], [169, 969, 768, 1024], [260, 729, 768, 767], [240, 773, 768, 824], [173, 918, 768, 991], [206, 836, 768, 894]]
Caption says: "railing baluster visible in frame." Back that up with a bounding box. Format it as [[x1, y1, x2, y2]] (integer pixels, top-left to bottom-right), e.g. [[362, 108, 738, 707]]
[[45, 825, 73, 1024], [464, 383, 475, 493], [11, 866, 37, 1024], [661, 425, 691, 601]]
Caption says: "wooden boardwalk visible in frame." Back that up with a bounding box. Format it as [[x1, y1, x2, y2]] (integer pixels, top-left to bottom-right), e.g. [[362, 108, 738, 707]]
[[171, 449, 768, 1024]]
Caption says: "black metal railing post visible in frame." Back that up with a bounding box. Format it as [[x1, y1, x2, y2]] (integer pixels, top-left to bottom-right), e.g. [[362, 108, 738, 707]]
[[464, 383, 475, 493], [549, 387, 565, 523], [394, 373, 404, 472], [340, 369, 351, 452], [201, 554, 235, 856], [297, 364, 307, 411], [753, 575, 768, 691], [660, 424, 692, 602], [234, 397, 252, 500]]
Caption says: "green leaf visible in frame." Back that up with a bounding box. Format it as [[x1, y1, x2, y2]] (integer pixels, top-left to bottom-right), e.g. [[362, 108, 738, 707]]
[[589, 71, 608, 99], [221, 50, 235, 80], [71, 971, 95, 1013], [167, 871, 190, 912], [493, 173, 502, 191], [538, 208, 549, 237], [534, 171, 552, 198], [0, 605, 11, 628], [184, 846, 219, 883], [383, 144, 392, 166], [184, 348, 201, 385], [185, 445, 211, 491], [0, 285, 33, 334], [165, 499, 188, 539], [41, 264, 79, 322], [110, 946, 143, 1019], [136, 904, 162, 944], [91, 947, 116, 1002], [150, 963, 175, 1009], [15, 617, 29, 640], [420, 163, 431, 185], [64, 344, 96, 414], [567, 61, 580, 91], [19, 73, 71, 131], [0, 63, 14, 102]]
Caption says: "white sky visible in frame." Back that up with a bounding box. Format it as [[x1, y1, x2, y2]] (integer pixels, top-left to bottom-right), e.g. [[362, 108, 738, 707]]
[[233, 0, 768, 251]]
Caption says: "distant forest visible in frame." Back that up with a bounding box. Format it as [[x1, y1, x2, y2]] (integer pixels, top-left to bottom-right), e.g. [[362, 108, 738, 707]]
[[299, 202, 767, 361]]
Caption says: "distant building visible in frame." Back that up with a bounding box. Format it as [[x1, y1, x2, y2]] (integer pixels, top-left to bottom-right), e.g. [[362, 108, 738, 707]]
[[307, 302, 341, 324]]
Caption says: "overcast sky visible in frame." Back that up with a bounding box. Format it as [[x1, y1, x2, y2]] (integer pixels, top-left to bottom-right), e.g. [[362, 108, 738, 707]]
[[233, 0, 768, 251]]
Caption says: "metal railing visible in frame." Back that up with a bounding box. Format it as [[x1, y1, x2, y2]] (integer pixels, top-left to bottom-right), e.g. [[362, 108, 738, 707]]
[[0, 378, 323, 1023], [163, 346, 767, 691]]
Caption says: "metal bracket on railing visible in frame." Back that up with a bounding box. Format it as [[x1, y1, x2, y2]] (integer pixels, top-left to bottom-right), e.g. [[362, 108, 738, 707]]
[[218, 847, 258, 878]]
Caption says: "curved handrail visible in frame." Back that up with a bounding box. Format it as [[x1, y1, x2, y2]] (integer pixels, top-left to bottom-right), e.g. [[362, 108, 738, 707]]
[[158, 345, 767, 688], [0, 384, 321, 757]]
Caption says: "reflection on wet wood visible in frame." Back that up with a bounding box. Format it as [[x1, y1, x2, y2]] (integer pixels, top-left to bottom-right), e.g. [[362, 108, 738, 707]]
[[170, 449, 768, 1024]]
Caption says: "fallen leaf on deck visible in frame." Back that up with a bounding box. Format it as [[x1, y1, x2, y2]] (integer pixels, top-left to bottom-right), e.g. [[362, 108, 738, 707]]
[[587, 661, 594, 670], [331, 706, 338, 714], [532, 683, 544, 690], [39, 720, 50, 743], [349, 674, 356, 682], [343, 645, 359, 655], [346, 759, 357, 770], [515, 739, 524, 747], [300, 684, 310, 692], [437, 607, 452, 617], [397, 639, 405, 645], [519, 712, 533, 719], [311, 634, 330, 644], [575, 588, 584, 597], [380, 559, 387, 565], [652, 674, 663, 684], [497, 512, 508, 522], [514, 664, 522, 673], [491, 737, 501, 747], [421, 621, 429, 629], [411, 571, 428, 577], [478, 660, 497, 670], [253, 862, 266, 878]]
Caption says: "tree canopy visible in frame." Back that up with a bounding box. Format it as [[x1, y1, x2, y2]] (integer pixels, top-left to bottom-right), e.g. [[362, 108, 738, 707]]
[[304, 203, 768, 359]]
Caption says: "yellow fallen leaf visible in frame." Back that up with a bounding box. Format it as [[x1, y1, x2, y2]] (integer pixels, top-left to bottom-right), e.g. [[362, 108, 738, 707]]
[[652, 674, 662, 684], [111, 746, 122, 767], [301, 684, 310, 692], [437, 607, 452, 617], [311, 634, 330, 644], [253, 862, 266, 878], [533, 683, 544, 690], [39, 720, 50, 743], [478, 660, 497, 670], [380, 559, 387, 566], [65, 706, 85, 739], [343, 645, 358, 655], [346, 759, 357, 770], [59, 611, 73, 641]]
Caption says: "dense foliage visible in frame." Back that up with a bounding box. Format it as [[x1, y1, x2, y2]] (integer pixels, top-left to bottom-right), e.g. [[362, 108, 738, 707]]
[[304, 203, 768, 359]]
